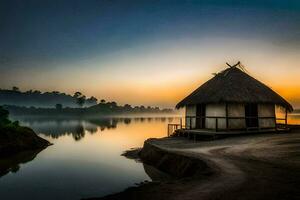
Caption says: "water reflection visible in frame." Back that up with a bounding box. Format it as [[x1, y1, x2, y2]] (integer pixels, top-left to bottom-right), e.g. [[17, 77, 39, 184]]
[[0, 114, 298, 200], [288, 113, 300, 125], [17, 117, 176, 141], [0, 115, 178, 200], [16, 114, 300, 142], [0, 149, 43, 178]]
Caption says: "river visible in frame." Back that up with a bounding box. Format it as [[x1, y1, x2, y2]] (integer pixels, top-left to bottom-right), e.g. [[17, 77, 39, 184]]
[[0, 116, 179, 200]]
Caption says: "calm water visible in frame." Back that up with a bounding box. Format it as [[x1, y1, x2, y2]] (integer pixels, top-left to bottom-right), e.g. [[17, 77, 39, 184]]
[[0, 114, 299, 200], [0, 116, 179, 200], [287, 113, 300, 125]]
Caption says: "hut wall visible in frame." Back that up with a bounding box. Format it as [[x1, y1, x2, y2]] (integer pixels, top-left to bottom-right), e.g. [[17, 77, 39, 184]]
[[228, 104, 246, 129], [258, 104, 275, 128], [205, 104, 226, 129], [185, 105, 196, 129]]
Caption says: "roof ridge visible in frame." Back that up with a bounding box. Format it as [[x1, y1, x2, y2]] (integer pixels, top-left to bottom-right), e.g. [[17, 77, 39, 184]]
[[176, 62, 293, 111]]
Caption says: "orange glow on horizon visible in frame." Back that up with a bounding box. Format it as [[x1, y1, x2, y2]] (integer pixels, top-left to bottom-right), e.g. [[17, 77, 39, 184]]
[[5, 38, 299, 109]]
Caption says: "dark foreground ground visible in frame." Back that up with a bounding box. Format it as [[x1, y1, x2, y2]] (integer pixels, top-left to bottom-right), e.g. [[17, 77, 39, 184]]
[[0, 124, 51, 176], [86, 131, 300, 200], [0, 126, 50, 155]]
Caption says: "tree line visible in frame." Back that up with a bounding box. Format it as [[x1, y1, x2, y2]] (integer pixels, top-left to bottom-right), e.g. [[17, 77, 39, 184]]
[[0, 87, 97, 108], [1, 87, 174, 116], [5, 101, 173, 116]]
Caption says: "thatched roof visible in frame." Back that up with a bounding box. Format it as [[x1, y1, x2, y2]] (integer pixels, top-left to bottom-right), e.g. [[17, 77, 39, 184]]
[[176, 65, 293, 112]]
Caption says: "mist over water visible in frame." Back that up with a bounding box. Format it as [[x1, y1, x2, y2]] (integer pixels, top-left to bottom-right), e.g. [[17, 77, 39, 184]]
[[0, 116, 180, 200], [0, 113, 299, 200]]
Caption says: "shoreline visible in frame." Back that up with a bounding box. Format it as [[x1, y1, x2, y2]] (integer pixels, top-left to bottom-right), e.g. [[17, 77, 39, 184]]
[[85, 131, 300, 200], [0, 126, 51, 178]]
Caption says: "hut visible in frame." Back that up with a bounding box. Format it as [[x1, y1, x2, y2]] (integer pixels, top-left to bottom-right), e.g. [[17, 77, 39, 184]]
[[172, 62, 293, 135]]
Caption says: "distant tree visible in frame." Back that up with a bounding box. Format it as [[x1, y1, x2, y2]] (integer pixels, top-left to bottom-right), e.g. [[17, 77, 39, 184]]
[[100, 99, 106, 103], [52, 91, 59, 94], [86, 96, 98, 105], [73, 92, 82, 98], [76, 96, 86, 107], [124, 104, 132, 111], [162, 108, 173, 113], [133, 106, 139, 112], [12, 86, 20, 92], [55, 104, 63, 110], [106, 101, 117, 110], [140, 105, 146, 112], [111, 101, 117, 107], [72, 92, 86, 107], [33, 90, 41, 94], [90, 96, 98, 103]]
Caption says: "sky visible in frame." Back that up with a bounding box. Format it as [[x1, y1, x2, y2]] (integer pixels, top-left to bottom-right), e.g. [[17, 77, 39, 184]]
[[0, 0, 300, 108]]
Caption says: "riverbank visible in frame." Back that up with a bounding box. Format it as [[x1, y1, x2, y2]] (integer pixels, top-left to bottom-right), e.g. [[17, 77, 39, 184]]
[[0, 124, 52, 178], [0, 106, 51, 156], [87, 131, 300, 200], [0, 125, 51, 155]]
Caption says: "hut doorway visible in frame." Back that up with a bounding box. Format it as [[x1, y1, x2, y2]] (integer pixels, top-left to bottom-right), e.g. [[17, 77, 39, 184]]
[[196, 104, 206, 129], [245, 103, 259, 128]]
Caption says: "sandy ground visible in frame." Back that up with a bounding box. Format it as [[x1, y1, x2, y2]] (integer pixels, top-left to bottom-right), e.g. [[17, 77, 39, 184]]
[[87, 132, 300, 200]]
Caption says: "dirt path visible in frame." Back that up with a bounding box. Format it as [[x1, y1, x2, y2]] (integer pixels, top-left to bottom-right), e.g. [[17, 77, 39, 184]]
[[87, 132, 300, 200], [154, 133, 300, 200]]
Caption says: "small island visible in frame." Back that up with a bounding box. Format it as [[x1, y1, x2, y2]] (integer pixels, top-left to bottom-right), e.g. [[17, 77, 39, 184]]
[[0, 106, 51, 156]]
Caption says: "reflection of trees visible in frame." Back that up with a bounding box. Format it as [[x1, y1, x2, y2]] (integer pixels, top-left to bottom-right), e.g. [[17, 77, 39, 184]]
[[72, 125, 85, 141], [87, 118, 118, 131], [0, 149, 43, 178], [85, 125, 97, 134], [124, 118, 131, 125], [15, 117, 181, 141], [18, 119, 97, 141]]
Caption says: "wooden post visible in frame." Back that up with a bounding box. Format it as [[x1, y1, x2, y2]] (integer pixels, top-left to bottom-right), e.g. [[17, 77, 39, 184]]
[[185, 117, 187, 129], [285, 108, 288, 129], [215, 118, 218, 132], [225, 103, 229, 130], [274, 116, 277, 131], [180, 118, 182, 129], [258, 116, 260, 130], [274, 105, 277, 131]]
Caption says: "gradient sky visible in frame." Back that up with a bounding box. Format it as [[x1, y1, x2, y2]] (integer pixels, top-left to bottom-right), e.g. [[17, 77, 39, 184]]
[[1, 0, 300, 108]]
